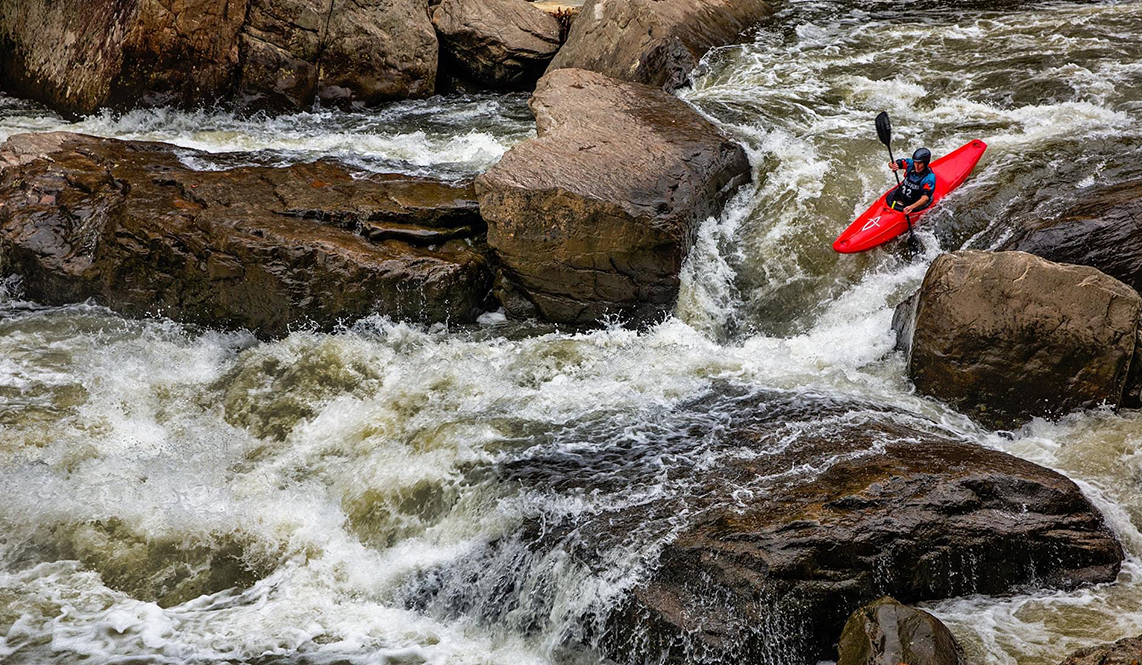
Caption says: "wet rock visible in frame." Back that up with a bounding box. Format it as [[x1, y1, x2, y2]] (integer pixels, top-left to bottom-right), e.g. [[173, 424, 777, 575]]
[[893, 250, 1142, 428], [419, 388, 1123, 665], [0, 0, 438, 117], [1000, 177, 1142, 294], [237, 0, 440, 108], [837, 596, 963, 665], [0, 132, 491, 336], [475, 68, 750, 324], [316, 0, 439, 105], [545, 0, 773, 90], [432, 0, 562, 90], [0, 0, 247, 116], [1059, 634, 1142, 665]]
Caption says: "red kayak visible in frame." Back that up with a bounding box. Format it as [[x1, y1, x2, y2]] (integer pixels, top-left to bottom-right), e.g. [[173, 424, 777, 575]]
[[833, 139, 987, 253]]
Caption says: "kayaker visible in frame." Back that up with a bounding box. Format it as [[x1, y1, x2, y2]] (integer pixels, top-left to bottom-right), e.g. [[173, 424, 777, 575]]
[[886, 147, 936, 214]]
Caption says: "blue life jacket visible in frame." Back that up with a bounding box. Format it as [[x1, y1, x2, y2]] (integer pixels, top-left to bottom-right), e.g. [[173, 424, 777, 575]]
[[896, 158, 936, 206]]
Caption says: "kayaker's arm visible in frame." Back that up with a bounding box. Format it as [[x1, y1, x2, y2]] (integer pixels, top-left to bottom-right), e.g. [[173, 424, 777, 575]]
[[903, 194, 930, 214]]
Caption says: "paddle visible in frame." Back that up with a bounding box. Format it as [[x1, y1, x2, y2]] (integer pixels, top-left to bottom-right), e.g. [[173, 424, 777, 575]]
[[875, 111, 916, 249]]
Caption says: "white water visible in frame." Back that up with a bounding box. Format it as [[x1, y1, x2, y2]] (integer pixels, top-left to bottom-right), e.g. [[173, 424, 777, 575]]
[[4, 2, 1142, 664]]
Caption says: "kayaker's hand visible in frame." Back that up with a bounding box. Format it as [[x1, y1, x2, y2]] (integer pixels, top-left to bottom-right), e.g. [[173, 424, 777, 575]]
[[889, 160, 901, 172], [903, 204, 916, 214]]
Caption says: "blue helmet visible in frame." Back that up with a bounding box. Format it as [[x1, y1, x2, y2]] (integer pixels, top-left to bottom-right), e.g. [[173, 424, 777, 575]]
[[912, 148, 932, 165]]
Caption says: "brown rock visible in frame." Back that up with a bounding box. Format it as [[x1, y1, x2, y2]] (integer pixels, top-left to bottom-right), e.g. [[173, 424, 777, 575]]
[[545, 0, 772, 90], [838, 597, 963, 665], [474, 68, 750, 324], [0, 0, 438, 116], [1059, 634, 1142, 665], [317, 0, 439, 105], [0, 0, 248, 116], [895, 251, 1142, 428], [0, 132, 491, 336], [432, 0, 562, 90]]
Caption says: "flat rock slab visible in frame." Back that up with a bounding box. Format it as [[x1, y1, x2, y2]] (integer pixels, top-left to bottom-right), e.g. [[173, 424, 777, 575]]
[[0, 132, 491, 336], [475, 68, 750, 324], [546, 0, 772, 89], [894, 250, 1141, 428], [415, 387, 1122, 665]]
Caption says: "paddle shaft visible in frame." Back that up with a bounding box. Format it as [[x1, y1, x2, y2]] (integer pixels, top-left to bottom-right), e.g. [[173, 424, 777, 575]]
[[884, 145, 913, 235]]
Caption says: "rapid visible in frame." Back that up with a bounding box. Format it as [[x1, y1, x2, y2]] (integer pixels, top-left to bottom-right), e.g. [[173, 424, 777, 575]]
[[3, 1, 1142, 663]]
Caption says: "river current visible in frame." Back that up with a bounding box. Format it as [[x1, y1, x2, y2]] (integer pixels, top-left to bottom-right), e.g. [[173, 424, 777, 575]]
[[3, 1, 1142, 663]]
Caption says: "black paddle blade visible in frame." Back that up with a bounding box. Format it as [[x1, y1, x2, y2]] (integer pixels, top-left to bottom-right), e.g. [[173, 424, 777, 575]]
[[875, 111, 892, 147]]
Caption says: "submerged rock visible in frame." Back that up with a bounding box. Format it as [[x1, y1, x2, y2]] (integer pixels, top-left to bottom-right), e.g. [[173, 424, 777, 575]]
[[1059, 634, 1142, 665], [432, 0, 562, 90], [837, 597, 962, 665], [0, 0, 438, 117], [412, 388, 1123, 665], [1000, 177, 1142, 294], [894, 251, 1141, 428], [546, 0, 773, 90], [0, 132, 491, 336], [475, 68, 750, 324]]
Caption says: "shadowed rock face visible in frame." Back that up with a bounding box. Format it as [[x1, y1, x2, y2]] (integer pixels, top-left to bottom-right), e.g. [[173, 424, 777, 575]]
[[0, 0, 438, 116], [1000, 177, 1142, 294], [894, 251, 1142, 428], [837, 597, 962, 665], [407, 387, 1123, 665], [0, 133, 491, 336], [546, 0, 773, 90], [1059, 634, 1142, 665], [475, 68, 751, 324], [432, 0, 562, 90]]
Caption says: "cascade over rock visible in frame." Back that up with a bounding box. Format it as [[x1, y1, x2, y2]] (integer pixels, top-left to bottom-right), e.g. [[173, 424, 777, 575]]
[[419, 388, 1123, 665], [893, 251, 1142, 428], [474, 68, 750, 324], [0, 133, 490, 336], [837, 597, 963, 665], [432, 0, 562, 90], [0, 0, 438, 116], [545, 0, 773, 90]]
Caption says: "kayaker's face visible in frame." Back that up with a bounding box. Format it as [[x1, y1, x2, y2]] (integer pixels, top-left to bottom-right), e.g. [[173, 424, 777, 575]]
[[914, 160, 929, 172]]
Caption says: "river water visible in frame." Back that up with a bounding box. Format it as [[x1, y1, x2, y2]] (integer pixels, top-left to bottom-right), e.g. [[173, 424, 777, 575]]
[[3, 1, 1142, 663]]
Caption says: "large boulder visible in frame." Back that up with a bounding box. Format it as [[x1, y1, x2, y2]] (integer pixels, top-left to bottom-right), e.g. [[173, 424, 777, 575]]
[[545, 0, 772, 90], [837, 597, 963, 665], [1000, 177, 1142, 294], [432, 0, 562, 90], [0, 0, 438, 117], [1059, 634, 1142, 665], [474, 68, 750, 324], [893, 251, 1142, 428], [414, 388, 1122, 665], [0, 133, 491, 336], [0, 0, 247, 116]]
